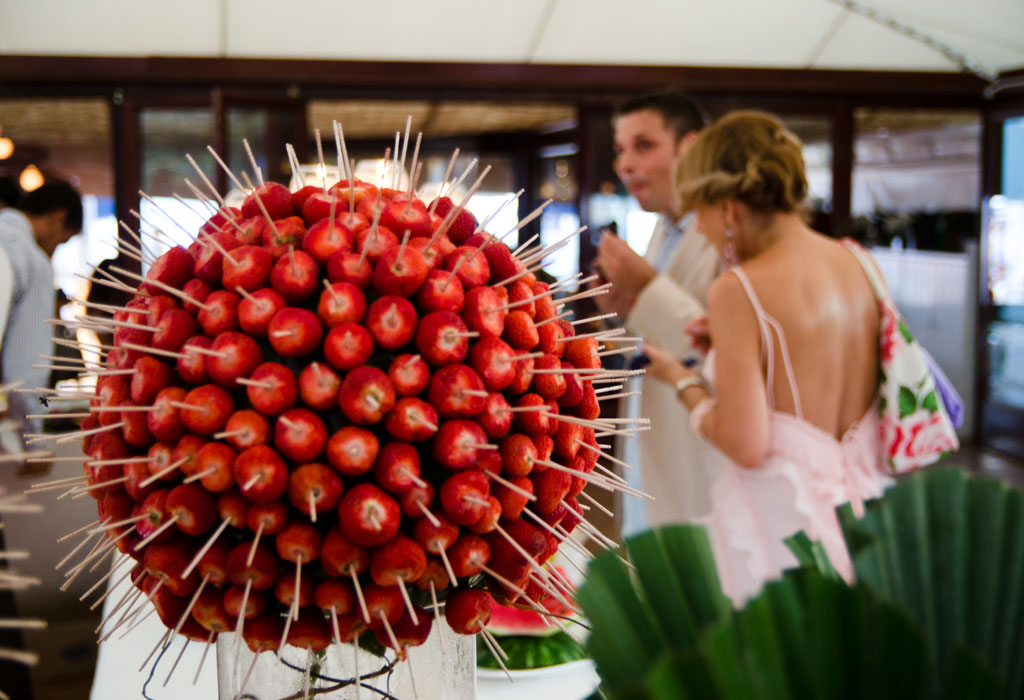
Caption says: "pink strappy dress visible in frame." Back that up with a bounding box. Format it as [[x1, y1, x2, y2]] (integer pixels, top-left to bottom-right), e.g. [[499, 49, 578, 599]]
[[699, 267, 893, 605]]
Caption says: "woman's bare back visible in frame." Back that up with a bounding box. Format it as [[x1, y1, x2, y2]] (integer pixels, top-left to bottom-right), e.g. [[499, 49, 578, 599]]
[[739, 228, 879, 440]]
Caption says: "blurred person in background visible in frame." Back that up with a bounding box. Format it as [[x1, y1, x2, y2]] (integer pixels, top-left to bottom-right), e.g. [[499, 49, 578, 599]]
[[593, 91, 724, 535], [0, 180, 82, 432], [643, 111, 892, 604]]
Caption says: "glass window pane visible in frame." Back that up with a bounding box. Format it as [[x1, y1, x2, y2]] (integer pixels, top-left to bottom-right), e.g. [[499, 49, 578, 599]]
[[852, 108, 980, 252]]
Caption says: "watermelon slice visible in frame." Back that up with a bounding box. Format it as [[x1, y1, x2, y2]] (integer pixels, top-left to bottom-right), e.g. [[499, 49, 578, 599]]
[[486, 598, 563, 637], [477, 632, 586, 670]]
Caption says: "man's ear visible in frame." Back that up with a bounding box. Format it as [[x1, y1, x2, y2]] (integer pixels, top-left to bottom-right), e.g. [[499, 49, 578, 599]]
[[676, 130, 700, 157], [45, 209, 67, 233]]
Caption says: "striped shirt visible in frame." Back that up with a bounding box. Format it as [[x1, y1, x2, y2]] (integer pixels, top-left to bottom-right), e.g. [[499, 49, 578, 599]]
[[0, 209, 56, 431]]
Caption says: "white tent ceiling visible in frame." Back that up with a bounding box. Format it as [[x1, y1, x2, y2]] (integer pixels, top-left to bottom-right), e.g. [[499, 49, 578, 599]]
[[1, 0, 1022, 77]]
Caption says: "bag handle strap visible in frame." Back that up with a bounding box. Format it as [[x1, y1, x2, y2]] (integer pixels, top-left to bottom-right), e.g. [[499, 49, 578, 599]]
[[841, 239, 893, 307]]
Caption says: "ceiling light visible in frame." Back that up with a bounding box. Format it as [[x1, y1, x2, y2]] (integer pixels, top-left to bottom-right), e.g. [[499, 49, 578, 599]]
[[0, 137, 12, 160], [20, 164, 44, 192]]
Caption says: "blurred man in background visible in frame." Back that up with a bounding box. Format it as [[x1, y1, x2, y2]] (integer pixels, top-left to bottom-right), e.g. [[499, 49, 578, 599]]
[[0, 180, 82, 432], [594, 92, 723, 535]]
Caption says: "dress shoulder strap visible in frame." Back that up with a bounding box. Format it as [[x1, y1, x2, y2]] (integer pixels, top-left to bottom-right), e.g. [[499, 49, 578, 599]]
[[728, 267, 804, 419]]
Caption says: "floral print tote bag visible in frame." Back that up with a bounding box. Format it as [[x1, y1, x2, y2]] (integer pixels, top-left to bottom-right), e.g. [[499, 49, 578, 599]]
[[842, 240, 960, 473]]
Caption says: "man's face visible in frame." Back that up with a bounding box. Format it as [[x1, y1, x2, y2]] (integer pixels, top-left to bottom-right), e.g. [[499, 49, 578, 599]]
[[613, 109, 684, 216]]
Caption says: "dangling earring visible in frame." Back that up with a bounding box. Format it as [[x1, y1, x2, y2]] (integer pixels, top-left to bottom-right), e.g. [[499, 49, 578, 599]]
[[722, 228, 739, 269]]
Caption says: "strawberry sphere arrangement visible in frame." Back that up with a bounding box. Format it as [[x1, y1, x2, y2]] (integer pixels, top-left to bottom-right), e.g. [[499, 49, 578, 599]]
[[35, 127, 647, 694]]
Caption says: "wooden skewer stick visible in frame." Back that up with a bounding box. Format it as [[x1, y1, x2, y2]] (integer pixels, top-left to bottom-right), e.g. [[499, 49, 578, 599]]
[[54, 526, 103, 571], [246, 522, 265, 567], [79, 554, 132, 602], [109, 265, 214, 312], [430, 164, 492, 246], [533, 457, 650, 499], [396, 577, 419, 625], [391, 131, 401, 190], [575, 438, 636, 472], [481, 628, 510, 662], [554, 283, 614, 308], [232, 578, 254, 675], [483, 469, 537, 501], [437, 547, 458, 589], [332, 120, 356, 212], [205, 146, 247, 193], [427, 148, 460, 217], [490, 198, 555, 250], [0, 451, 53, 464], [491, 523, 578, 613], [578, 489, 615, 517], [180, 181, 248, 238], [181, 517, 231, 580], [377, 610, 402, 660], [138, 191, 201, 244], [25, 420, 125, 446], [511, 233, 540, 258], [57, 518, 101, 543], [240, 172, 277, 231], [349, 565, 371, 624], [88, 563, 137, 611], [0, 647, 39, 666], [520, 226, 588, 267], [133, 514, 181, 551], [286, 143, 306, 188], [242, 138, 264, 187], [475, 187, 525, 237], [192, 630, 216, 686], [171, 573, 211, 640], [93, 572, 145, 632], [521, 507, 592, 561], [65, 475, 130, 498], [479, 629, 513, 682], [182, 466, 218, 484], [138, 628, 172, 674], [414, 500, 441, 528], [315, 128, 328, 193], [356, 150, 390, 269], [162, 637, 191, 688], [398, 116, 412, 184]]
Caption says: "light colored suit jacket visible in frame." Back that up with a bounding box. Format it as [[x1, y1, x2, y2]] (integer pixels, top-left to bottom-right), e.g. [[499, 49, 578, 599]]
[[617, 215, 725, 535]]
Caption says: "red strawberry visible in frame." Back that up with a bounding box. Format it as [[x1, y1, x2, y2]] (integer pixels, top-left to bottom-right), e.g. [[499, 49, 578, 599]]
[[445, 209, 478, 246], [433, 419, 489, 471], [468, 335, 517, 392], [445, 246, 489, 289], [415, 268, 465, 314], [415, 310, 471, 366], [365, 296, 418, 350], [427, 364, 486, 419], [503, 310, 540, 350], [477, 392, 512, 440], [462, 286, 507, 337]]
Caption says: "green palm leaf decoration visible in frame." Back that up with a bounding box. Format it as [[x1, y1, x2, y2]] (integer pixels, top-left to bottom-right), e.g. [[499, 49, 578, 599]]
[[838, 468, 1024, 698], [576, 468, 1024, 700]]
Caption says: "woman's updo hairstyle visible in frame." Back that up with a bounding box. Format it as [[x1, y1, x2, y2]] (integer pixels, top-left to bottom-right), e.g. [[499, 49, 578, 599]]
[[676, 110, 808, 214]]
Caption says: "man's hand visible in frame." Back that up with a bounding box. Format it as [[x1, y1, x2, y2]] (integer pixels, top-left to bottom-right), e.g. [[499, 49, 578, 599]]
[[593, 233, 657, 317], [685, 315, 711, 355]]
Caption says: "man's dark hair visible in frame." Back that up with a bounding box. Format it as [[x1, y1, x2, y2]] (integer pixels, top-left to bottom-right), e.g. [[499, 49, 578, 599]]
[[0, 176, 20, 208], [614, 91, 706, 141], [19, 180, 83, 233]]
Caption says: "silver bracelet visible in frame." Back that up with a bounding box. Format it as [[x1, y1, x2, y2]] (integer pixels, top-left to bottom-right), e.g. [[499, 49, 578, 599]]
[[674, 376, 708, 398]]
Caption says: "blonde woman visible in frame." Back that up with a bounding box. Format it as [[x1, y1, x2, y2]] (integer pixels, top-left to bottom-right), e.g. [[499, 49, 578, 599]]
[[643, 111, 893, 604]]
